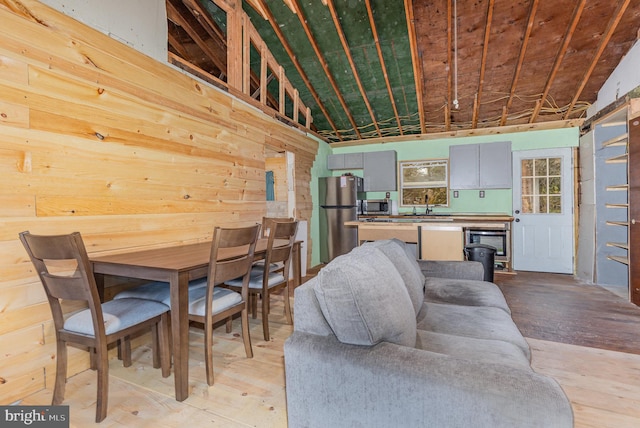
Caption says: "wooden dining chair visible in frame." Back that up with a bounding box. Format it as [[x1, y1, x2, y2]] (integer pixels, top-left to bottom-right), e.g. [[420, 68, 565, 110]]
[[19, 231, 170, 423], [113, 224, 261, 386], [190, 224, 260, 385], [261, 216, 294, 238], [253, 217, 294, 274], [225, 220, 298, 341]]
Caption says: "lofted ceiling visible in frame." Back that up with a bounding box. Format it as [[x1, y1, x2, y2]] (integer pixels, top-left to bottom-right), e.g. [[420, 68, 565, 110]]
[[167, 0, 640, 143]]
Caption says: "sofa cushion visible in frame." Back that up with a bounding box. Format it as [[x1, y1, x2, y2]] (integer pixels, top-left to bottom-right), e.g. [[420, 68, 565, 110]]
[[313, 246, 417, 347], [417, 302, 530, 359], [293, 277, 335, 337], [362, 239, 425, 315], [415, 330, 531, 369], [423, 277, 511, 314]]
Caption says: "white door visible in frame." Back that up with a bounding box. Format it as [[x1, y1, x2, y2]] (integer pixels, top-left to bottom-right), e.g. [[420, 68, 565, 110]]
[[512, 148, 574, 273]]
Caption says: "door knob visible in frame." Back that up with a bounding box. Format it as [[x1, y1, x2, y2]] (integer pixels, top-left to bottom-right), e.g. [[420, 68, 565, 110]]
[[515, 218, 520, 222], [515, 210, 520, 214]]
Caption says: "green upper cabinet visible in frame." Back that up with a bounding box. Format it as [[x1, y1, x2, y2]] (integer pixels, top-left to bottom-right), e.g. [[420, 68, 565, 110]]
[[450, 142, 512, 189]]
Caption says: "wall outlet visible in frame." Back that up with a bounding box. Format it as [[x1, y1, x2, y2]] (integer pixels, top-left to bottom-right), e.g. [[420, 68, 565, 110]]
[[453, 190, 459, 198], [479, 190, 485, 198]]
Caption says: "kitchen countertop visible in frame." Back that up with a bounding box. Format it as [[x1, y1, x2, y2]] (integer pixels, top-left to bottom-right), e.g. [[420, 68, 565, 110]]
[[351, 213, 513, 224]]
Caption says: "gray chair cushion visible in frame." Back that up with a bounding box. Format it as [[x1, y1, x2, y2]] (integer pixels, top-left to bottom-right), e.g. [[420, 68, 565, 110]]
[[313, 246, 417, 347], [251, 261, 282, 274], [225, 271, 285, 289], [424, 277, 511, 314], [114, 279, 207, 306], [64, 298, 168, 336], [361, 239, 425, 315], [113, 278, 241, 317], [186, 286, 243, 317]]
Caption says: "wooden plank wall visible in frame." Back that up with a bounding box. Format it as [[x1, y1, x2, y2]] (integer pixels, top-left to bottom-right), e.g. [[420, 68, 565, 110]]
[[0, 0, 318, 404]]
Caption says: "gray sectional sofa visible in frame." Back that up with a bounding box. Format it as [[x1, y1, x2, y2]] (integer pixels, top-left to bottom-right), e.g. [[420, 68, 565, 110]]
[[284, 239, 573, 428]]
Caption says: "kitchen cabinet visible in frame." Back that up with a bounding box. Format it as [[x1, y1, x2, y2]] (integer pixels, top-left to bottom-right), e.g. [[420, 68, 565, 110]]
[[327, 153, 364, 170], [347, 215, 513, 271], [450, 142, 512, 189], [363, 150, 397, 191], [419, 225, 464, 261], [356, 223, 418, 244]]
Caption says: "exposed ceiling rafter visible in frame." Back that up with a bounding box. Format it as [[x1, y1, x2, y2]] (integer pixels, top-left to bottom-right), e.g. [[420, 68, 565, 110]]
[[291, 0, 362, 139], [530, 0, 585, 123], [169, 0, 640, 143], [248, 0, 342, 139], [564, 0, 631, 119], [473, 0, 495, 128], [365, 0, 403, 135], [404, 0, 425, 134], [502, 0, 539, 126], [326, 0, 381, 137]]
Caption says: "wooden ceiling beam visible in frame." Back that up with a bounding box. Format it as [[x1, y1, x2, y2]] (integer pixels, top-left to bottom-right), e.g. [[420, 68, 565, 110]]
[[250, 0, 342, 140], [564, 0, 631, 119], [474, 0, 495, 128], [290, 0, 361, 139], [503, 0, 539, 126], [326, 0, 381, 137], [365, 0, 403, 135], [404, 0, 426, 134], [168, 31, 191, 59], [331, 119, 584, 148], [181, 0, 226, 44], [530, 0, 586, 123], [446, 0, 452, 129], [166, 0, 226, 72]]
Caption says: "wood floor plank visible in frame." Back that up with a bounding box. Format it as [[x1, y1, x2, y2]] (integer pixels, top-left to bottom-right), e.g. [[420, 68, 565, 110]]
[[19, 272, 640, 427]]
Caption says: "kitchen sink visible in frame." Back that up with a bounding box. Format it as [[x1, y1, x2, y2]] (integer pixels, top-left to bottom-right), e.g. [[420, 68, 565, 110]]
[[402, 213, 451, 217]]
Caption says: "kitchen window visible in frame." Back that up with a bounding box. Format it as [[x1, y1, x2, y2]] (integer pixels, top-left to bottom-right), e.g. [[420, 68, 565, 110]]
[[399, 159, 449, 207]]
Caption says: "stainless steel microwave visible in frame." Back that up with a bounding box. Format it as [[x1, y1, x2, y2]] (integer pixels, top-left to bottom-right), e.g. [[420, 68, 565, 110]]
[[360, 199, 391, 215], [465, 229, 507, 256]]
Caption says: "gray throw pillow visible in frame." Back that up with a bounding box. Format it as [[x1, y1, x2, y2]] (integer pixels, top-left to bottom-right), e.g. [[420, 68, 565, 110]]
[[313, 246, 417, 347], [362, 239, 425, 315]]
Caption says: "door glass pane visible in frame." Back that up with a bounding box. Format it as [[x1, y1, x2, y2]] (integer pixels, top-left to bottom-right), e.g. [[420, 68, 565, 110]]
[[538, 196, 548, 213], [549, 196, 561, 213], [520, 156, 562, 214], [536, 177, 548, 195], [549, 158, 561, 175], [549, 177, 561, 195]]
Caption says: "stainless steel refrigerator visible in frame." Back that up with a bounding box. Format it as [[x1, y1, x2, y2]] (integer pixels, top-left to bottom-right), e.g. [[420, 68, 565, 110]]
[[319, 176, 363, 263]]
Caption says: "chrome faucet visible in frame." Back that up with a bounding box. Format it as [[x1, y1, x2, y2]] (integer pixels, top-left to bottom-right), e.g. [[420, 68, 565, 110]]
[[425, 195, 432, 215]]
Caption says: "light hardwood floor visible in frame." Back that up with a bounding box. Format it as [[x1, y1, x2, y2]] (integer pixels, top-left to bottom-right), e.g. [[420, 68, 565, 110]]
[[20, 276, 640, 427]]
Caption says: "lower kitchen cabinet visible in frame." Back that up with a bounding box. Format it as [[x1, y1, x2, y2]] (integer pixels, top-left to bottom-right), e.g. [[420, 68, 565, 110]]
[[357, 224, 418, 244], [419, 225, 464, 261]]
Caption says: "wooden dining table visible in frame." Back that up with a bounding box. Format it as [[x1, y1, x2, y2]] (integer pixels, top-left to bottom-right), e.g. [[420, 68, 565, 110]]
[[90, 238, 301, 402]]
